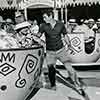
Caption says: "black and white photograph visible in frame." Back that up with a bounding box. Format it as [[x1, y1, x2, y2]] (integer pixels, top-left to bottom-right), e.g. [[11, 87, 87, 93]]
[[0, 0, 100, 100]]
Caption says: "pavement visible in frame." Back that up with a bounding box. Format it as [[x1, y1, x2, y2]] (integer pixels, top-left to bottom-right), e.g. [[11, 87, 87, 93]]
[[28, 68, 100, 100], [27, 59, 100, 100]]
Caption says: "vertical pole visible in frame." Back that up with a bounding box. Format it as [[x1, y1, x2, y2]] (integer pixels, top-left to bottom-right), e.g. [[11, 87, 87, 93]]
[[24, 7, 28, 21], [65, 4, 67, 24], [61, 0, 64, 22], [16, 1, 20, 18], [53, 0, 58, 20], [61, 5, 63, 22], [16, 0, 20, 12], [54, 10, 58, 20]]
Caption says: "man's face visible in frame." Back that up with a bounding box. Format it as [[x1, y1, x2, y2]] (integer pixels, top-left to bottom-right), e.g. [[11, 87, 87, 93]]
[[69, 23, 77, 29], [43, 13, 51, 23], [87, 22, 94, 28], [15, 16, 24, 24]]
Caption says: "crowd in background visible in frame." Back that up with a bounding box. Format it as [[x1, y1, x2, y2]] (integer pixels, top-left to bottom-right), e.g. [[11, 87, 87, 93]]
[[66, 18, 100, 54], [0, 13, 43, 49], [0, 10, 100, 50]]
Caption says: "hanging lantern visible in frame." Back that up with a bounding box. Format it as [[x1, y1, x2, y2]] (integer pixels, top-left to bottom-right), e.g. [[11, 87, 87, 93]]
[[6, 0, 13, 6]]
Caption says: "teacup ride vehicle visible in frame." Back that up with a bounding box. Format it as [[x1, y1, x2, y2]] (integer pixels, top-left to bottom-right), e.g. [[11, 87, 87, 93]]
[[56, 32, 100, 100], [0, 44, 44, 100], [57, 31, 100, 66], [58, 32, 100, 64]]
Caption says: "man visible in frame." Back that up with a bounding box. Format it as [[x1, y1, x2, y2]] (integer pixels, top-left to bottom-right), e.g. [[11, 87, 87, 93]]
[[4, 18, 15, 36], [84, 19, 96, 54], [36, 10, 83, 90], [0, 16, 19, 49], [84, 19, 95, 41], [96, 18, 100, 33], [67, 19, 77, 33], [14, 11, 33, 48], [73, 19, 88, 33]]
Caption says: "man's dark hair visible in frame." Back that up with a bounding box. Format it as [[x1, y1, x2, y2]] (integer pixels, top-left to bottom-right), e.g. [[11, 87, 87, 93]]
[[42, 9, 54, 18]]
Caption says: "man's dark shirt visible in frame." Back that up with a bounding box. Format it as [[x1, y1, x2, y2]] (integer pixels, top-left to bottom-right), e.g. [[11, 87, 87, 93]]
[[39, 21, 67, 51]]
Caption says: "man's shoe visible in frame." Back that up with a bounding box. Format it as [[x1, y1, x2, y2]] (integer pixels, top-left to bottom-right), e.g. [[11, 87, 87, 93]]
[[44, 83, 56, 91], [51, 85, 56, 91], [73, 80, 87, 90], [44, 82, 51, 89]]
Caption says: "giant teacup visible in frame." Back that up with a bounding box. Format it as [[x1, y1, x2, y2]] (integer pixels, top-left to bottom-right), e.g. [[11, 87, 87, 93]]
[[0, 46, 44, 100], [66, 32, 100, 63]]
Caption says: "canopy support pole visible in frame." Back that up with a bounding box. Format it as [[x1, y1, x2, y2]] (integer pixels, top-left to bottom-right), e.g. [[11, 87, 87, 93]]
[[53, 0, 58, 20], [65, 4, 67, 24], [61, 5, 63, 22], [24, 7, 28, 21]]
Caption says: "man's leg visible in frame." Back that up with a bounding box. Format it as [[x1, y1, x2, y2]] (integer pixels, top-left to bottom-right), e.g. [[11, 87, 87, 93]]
[[64, 62, 82, 88], [48, 64, 56, 87], [46, 51, 57, 90], [57, 47, 83, 89]]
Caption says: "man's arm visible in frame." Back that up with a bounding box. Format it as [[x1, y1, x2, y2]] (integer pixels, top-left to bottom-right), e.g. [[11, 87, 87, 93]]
[[63, 34, 71, 47], [61, 23, 71, 46], [32, 32, 46, 46], [31, 32, 42, 38]]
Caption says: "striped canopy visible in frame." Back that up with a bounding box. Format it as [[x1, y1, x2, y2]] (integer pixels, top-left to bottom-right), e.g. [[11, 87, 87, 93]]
[[65, 0, 100, 6], [0, 0, 22, 9], [1, 0, 100, 9]]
